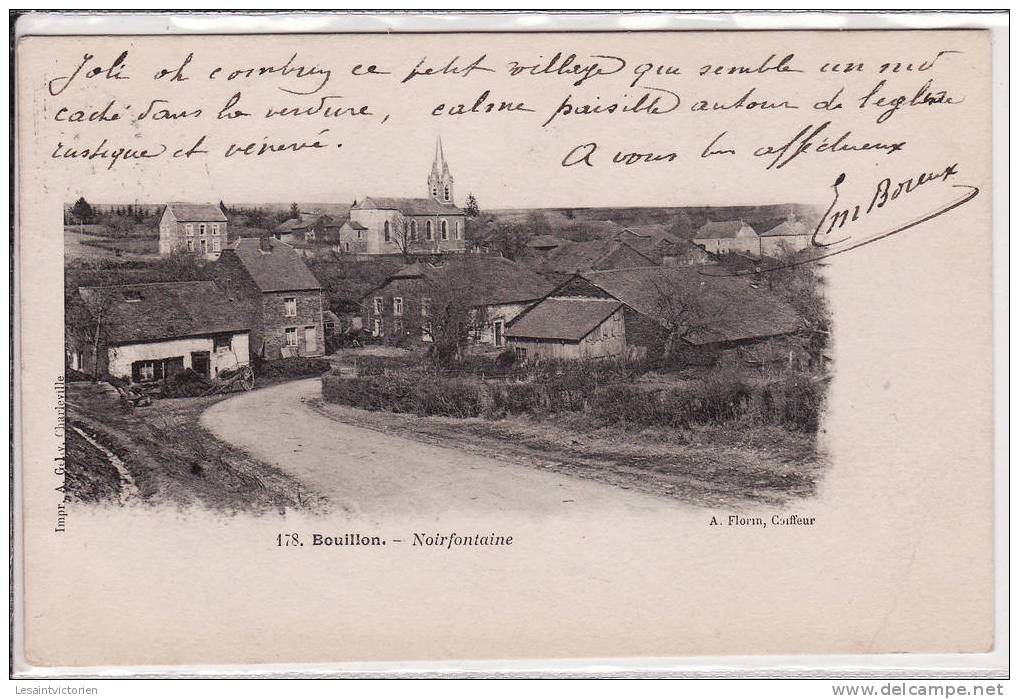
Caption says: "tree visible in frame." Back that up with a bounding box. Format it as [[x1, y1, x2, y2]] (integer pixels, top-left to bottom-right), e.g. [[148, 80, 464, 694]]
[[648, 272, 736, 360], [478, 221, 529, 260], [219, 200, 228, 216], [289, 202, 301, 220], [464, 193, 480, 218], [669, 211, 695, 240], [420, 257, 487, 365], [524, 210, 552, 237], [69, 197, 96, 225], [388, 212, 417, 261]]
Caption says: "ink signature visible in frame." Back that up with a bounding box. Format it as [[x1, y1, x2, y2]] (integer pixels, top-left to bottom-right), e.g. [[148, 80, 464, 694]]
[[704, 163, 979, 276]]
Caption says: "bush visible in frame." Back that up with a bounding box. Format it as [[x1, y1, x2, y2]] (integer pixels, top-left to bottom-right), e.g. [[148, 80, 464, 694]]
[[255, 357, 331, 382], [489, 381, 546, 417], [415, 375, 485, 418]]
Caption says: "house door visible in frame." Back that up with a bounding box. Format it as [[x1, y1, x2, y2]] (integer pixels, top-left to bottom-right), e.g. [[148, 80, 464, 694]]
[[304, 326, 317, 355], [191, 351, 211, 378], [493, 320, 505, 347]]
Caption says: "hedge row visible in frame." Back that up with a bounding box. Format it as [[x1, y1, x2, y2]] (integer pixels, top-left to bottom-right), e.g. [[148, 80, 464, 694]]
[[322, 369, 825, 431]]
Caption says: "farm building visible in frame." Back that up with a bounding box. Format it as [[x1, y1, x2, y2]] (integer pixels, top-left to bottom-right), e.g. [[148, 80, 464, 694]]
[[273, 211, 334, 245], [758, 218, 815, 257], [67, 281, 251, 383], [506, 267, 801, 364], [692, 220, 760, 256]]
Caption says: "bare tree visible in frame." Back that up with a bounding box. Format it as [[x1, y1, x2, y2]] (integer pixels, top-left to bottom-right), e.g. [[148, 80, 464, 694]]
[[419, 257, 487, 364], [648, 273, 735, 360], [389, 212, 418, 261]]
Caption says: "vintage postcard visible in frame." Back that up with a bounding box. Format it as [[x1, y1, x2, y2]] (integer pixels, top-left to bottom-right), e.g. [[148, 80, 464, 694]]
[[12, 14, 1002, 673]]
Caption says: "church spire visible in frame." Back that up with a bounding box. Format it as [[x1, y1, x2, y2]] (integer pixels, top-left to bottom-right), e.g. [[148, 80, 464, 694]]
[[427, 137, 454, 204]]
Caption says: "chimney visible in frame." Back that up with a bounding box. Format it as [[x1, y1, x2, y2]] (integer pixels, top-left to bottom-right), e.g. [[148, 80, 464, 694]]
[[259, 234, 272, 252]]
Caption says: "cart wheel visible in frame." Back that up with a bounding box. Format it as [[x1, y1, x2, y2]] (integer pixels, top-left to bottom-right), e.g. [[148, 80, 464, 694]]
[[240, 366, 255, 391]]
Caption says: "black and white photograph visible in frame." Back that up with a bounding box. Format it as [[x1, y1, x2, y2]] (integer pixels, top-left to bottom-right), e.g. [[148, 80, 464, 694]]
[[11, 12, 1004, 682]]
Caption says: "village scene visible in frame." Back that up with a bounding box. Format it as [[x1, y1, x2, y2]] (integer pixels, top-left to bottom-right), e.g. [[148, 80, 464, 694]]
[[63, 139, 831, 514]]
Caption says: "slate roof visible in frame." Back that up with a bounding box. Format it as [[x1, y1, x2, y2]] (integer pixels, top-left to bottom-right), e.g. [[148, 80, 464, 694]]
[[344, 220, 368, 230], [584, 267, 800, 345], [506, 298, 622, 341], [760, 219, 811, 237], [694, 220, 755, 239], [223, 238, 322, 292], [545, 240, 655, 273], [165, 202, 228, 223], [78, 281, 251, 345], [351, 197, 463, 216], [370, 257, 554, 307]]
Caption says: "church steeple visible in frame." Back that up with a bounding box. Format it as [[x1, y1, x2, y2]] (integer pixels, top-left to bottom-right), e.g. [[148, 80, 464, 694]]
[[427, 137, 454, 204]]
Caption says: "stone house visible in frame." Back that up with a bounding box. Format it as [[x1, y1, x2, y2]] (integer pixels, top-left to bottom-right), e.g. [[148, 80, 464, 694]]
[[758, 218, 815, 257], [273, 211, 333, 245], [158, 202, 228, 260], [692, 220, 760, 256], [67, 281, 251, 383], [361, 257, 553, 348], [214, 237, 325, 360]]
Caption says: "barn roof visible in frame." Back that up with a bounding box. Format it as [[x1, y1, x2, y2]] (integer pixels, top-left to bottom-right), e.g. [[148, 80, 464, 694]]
[[351, 197, 463, 216], [694, 220, 755, 239], [545, 239, 655, 273], [584, 267, 800, 345], [78, 281, 251, 345], [222, 237, 322, 292], [165, 202, 228, 223], [505, 298, 622, 342]]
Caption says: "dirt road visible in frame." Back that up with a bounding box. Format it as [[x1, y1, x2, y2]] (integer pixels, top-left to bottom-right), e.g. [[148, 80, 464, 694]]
[[201, 378, 680, 517]]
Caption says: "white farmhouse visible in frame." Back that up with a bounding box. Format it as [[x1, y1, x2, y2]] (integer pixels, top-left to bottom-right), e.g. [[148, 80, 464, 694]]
[[69, 281, 251, 383]]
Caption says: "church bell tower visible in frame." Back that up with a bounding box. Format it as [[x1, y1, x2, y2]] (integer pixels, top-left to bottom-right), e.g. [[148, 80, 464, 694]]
[[427, 137, 454, 204]]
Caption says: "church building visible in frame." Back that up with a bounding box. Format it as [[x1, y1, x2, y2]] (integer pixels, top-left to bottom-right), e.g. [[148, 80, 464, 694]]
[[339, 139, 467, 255]]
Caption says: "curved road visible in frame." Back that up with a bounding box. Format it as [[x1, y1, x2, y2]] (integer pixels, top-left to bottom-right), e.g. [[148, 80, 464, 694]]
[[201, 378, 679, 517]]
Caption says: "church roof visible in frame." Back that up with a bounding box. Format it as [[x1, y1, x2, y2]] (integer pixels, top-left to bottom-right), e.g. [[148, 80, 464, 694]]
[[351, 197, 463, 216]]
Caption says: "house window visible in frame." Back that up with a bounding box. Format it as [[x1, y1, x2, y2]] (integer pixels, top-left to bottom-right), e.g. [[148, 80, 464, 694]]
[[344, 242, 350, 252], [212, 237, 221, 252], [285, 327, 298, 346], [426, 221, 433, 240], [372, 318, 381, 336], [185, 223, 194, 236], [393, 297, 404, 316], [213, 334, 232, 352], [187, 239, 195, 252], [357, 231, 362, 239], [284, 297, 297, 317], [138, 361, 156, 381], [440, 220, 449, 240], [373, 297, 383, 315], [393, 318, 404, 335], [384, 221, 391, 242], [199, 223, 207, 235], [200, 239, 208, 253], [514, 347, 527, 361], [493, 320, 505, 347]]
